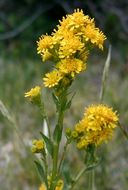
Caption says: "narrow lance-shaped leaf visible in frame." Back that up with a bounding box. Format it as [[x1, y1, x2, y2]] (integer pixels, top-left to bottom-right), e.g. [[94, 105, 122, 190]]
[[65, 92, 76, 110], [34, 160, 45, 180], [52, 93, 60, 110], [100, 45, 112, 102], [53, 124, 62, 143], [40, 132, 53, 157]]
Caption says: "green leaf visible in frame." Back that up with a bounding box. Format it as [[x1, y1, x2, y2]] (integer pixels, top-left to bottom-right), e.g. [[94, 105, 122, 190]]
[[62, 161, 73, 184], [40, 132, 53, 157], [52, 93, 60, 110], [65, 92, 76, 110], [53, 124, 62, 143], [34, 160, 45, 179], [61, 100, 67, 111]]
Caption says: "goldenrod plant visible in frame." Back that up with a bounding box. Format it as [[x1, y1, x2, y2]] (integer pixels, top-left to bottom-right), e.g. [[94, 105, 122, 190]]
[[25, 9, 119, 190]]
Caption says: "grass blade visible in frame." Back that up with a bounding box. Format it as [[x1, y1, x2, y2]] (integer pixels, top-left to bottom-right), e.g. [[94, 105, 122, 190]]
[[100, 45, 112, 102]]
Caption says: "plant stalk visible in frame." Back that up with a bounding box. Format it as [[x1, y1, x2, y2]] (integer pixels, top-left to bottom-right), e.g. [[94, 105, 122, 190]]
[[58, 140, 69, 173], [68, 166, 88, 190], [88, 169, 95, 190], [50, 104, 65, 189]]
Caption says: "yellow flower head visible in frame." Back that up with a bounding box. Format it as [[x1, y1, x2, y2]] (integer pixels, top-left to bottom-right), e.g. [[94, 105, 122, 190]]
[[39, 179, 63, 190], [76, 104, 118, 132], [74, 104, 118, 149], [37, 9, 106, 71], [57, 58, 86, 77], [39, 183, 47, 190], [95, 30, 106, 50], [41, 49, 53, 62], [58, 33, 84, 59], [55, 179, 64, 190], [43, 70, 63, 88], [68, 9, 86, 29], [83, 25, 106, 50], [31, 139, 44, 153], [56, 9, 106, 50], [58, 9, 94, 36], [24, 86, 41, 102], [37, 35, 54, 54], [79, 48, 89, 62], [76, 128, 113, 149], [37, 9, 106, 90], [53, 17, 71, 41]]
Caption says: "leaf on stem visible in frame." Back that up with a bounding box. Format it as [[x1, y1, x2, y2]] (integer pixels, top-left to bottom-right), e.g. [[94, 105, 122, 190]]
[[40, 132, 53, 157], [53, 124, 62, 143], [62, 161, 73, 184], [34, 160, 45, 179], [65, 92, 76, 110], [52, 93, 60, 110]]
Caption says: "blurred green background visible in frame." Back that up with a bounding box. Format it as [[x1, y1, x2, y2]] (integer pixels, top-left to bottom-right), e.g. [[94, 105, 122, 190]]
[[0, 0, 128, 189]]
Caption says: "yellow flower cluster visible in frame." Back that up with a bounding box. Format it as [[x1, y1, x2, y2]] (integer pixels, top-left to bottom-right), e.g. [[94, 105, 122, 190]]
[[43, 70, 63, 88], [31, 139, 44, 153], [55, 179, 64, 190], [57, 58, 86, 78], [73, 104, 118, 149], [39, 183, 46, 190], [37, 9, 106, 88], [39, 179, 63, 190], [24, 86, 41, 102]]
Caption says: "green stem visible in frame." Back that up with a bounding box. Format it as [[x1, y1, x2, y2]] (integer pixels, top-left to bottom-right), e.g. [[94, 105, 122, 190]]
[[58, 140, 69, 173], [51, 110, 65, 190], [68, 166, 88, 190], [52, 143, 59, 187], [50, 89, 68, 190], [68, 155, 100, 190], [88, 170, 95, 190], [69, 161, 99, 190], [86, 145, 96, 190], [42, 153, 49, 189]]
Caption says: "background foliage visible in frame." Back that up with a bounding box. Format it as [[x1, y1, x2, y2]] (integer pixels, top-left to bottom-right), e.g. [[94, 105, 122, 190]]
[[0, 0, 128, 58]]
